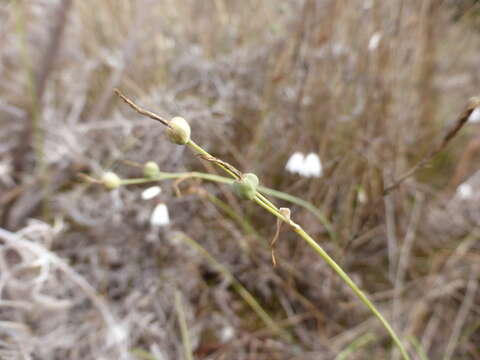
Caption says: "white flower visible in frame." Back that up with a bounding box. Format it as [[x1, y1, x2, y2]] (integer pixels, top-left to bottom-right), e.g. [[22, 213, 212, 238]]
[[285, 152, 305, 174], [457, 183, 473, 199], [285, 152, 322, 178], [150, 203, 170, 227], [331, 43, 349, 57], [357, 188, 368, 204], [303, 153, 322, 177], [108, 322, 129, 345], [0, 159, 13, 186], [368, 32, 382, 52], [219, 326, 235, 343], [141, 186, 162, 200], [468, 107, 480, 123]]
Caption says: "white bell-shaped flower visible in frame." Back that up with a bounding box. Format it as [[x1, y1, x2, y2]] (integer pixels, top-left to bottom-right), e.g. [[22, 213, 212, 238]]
[[303, 153, 322, 178], [285, 152, 305, 174], [150, 203, 170, 227], [141, 186, 162, 200], [368, 32, 382, 51]]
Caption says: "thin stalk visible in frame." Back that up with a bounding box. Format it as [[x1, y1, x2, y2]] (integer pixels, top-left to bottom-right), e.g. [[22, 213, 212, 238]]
[[120, 172, 232, 185], [178, 233, 292, 342], [292, 226, 410, 360], [408, 336, 430, 360], [174, 290, 194, 360], [335, 333, 376, 360], [258, 186, 336, 242], [187, 140, 239, 179], [117, 171, 336, 241], [184, 142, 410, 359], [120, 172, 336, 240], [205, 193, 257, 235]]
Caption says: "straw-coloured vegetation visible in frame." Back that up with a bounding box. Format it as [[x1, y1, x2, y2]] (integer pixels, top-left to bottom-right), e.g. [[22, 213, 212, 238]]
[[1, 1, 480, 359]]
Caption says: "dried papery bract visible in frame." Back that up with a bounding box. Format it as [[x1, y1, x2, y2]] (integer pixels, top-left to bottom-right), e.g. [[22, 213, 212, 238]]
[[271, 207, 291, 267]]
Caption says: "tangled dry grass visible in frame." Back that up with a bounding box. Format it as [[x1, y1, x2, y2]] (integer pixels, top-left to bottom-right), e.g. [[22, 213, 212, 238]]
[[1, 0, 480, 359]]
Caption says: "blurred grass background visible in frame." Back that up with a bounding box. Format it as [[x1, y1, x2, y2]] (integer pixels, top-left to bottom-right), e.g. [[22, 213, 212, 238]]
[[1, 0, 480, 359]]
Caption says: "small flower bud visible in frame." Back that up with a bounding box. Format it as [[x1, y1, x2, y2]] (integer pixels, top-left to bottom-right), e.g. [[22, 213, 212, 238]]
[[102, 172, 121, 190], [166, 116, 191, 145], [143, 161, 160, 179], [233, 173, 259, 200]]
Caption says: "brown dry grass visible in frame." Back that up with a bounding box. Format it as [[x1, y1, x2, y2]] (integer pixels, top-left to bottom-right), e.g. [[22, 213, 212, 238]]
[[1, 0, 480, 359]]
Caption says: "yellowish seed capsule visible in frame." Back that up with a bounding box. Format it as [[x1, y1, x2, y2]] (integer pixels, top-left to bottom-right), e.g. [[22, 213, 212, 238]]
[[166, 116, 191, 145], [143, 161, 160, 179], [102, 172, 121, 190]]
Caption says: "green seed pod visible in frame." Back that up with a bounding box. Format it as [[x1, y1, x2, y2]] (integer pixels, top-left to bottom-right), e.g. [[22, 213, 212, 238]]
[[143, 161, 160, 179], [166, 116, 191, 145], [233, 173, 259, 200], [102, 172, 121, 190]]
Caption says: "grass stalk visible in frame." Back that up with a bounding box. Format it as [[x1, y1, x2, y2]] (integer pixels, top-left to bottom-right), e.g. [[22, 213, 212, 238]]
[[178, 233, 292, 342], [174, 290, 194, 360]]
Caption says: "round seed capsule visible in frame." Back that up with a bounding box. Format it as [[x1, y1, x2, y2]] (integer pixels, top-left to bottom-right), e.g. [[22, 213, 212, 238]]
[[143, 161, 160, 179], [166, 116, 191, 145], [233, 173, 259, 200], [102, 172, 121, 190]]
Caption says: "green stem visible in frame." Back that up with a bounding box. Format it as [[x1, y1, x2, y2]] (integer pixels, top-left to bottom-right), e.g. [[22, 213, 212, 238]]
[[258, 186, 336, 242], [174, 290, 194, 360], [187, 140, 239, 179], [205, 193, 257, 236], [183, 141, 410, 360], [257, 189, 409, 358], [178, 233, 292, 342], [293, 226, 410, 360], [120, 172, 336, 241], [121, 172, 232, 185]]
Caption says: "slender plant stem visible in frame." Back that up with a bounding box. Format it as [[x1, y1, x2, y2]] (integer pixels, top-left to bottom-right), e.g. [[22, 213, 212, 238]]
[[258, 186, 336, 242], [185, 141, 410, 360], [254, 183, 409, 360], [121, 172, 232, 185], [293, 226, 410, 360], [119, 171, 336, 240], [204, 193, 257, 235], [178, 233, 292, 342], [188, 140, 239, 179], [174, 290, 194, 360], [334, 333, 376, 360]]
